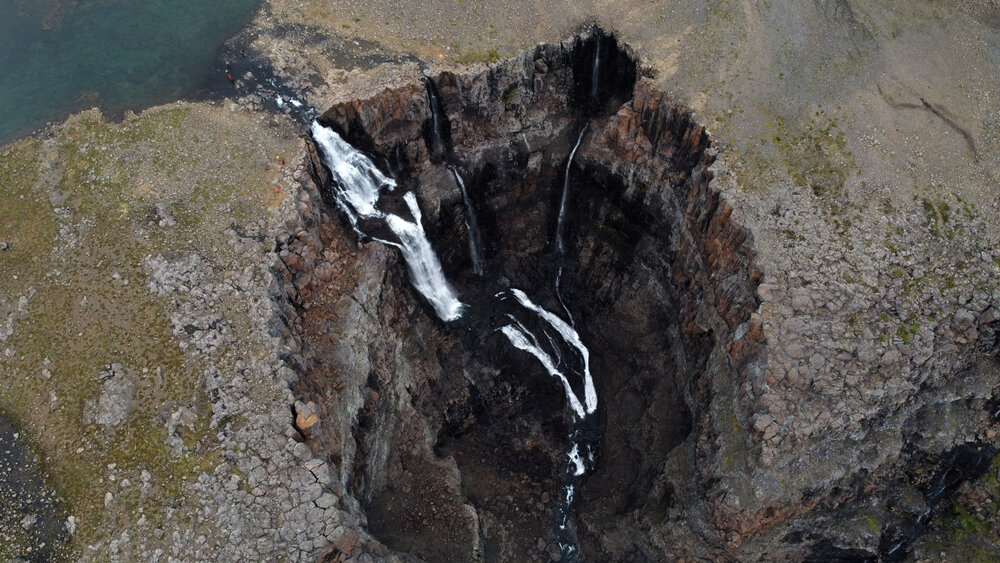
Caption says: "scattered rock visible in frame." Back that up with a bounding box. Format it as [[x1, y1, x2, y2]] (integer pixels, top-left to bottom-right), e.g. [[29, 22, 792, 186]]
[[92, 365, 135, 427], [953, 309, 976, 331], [754, 414, 774, 433], [979, 307, 999, 326]]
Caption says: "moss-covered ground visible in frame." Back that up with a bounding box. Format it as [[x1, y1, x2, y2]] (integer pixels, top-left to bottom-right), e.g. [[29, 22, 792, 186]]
[[0, 101, 300, 559]]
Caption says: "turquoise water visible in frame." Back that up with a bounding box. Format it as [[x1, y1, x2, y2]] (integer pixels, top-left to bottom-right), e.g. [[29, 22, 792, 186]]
[[0, 0, 260, 144]]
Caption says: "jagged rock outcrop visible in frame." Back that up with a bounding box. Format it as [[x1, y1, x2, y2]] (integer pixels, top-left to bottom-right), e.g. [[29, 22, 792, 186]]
[[280, 29, 757, 561], [271, 28, 1000, 562]]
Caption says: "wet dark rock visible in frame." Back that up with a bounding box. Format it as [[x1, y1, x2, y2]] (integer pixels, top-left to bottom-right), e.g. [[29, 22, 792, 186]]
[[275, 23, 1000, 563], [0, 417, 70, 561], [293, 27, 758, 561], [804, 539, 877, 563]]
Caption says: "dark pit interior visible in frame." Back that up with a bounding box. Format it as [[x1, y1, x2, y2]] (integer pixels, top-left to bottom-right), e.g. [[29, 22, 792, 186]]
[[293, 28, 761, 562]]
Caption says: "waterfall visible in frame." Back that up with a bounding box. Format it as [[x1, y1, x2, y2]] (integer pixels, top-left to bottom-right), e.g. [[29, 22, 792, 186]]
[[385, 193, 466, 321], [314, 86, 602, 557], [500, 321, 587, 419], [590, 32, 601, 107], [555, 126, 588, 256], [424, 77, 447, 160], [449, 166, 485, 275], [311, 121, 465, 321], [554, 126, 588, 327], [500, 288, 596, 417], [309, 122, 393, 220], [498, 287, 598, 561]]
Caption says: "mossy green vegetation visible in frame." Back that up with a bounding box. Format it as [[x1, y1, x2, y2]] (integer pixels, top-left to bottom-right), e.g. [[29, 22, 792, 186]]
[[920, 454, 1000, 561], [453, 46, 502, 64], [721, 107, 855, 199], [0, 139, 57, 299], [0, 102, 300, 558]]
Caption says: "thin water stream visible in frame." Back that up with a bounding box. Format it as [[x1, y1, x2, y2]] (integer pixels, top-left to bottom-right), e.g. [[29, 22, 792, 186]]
[[555, 126, 588, 257], [590, 33, 601, 108], [311, 110, 600, 559], [449, 166, 485, 276]]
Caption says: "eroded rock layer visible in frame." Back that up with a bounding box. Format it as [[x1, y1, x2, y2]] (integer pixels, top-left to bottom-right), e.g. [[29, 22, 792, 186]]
[[269, 28, 998, 562], [275, 29, 755, 561]]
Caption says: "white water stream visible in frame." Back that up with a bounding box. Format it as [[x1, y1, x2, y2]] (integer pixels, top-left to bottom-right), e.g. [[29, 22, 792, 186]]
[[313, 87, 600, 558], [499, 288, 596, 419], [311, 121, 465, 321], [590, 33, 601, 105], [449, 166, 485, 276], [497, 286, 597, 558], [555, 126, 588, 256], [424, 77, 446, 159]]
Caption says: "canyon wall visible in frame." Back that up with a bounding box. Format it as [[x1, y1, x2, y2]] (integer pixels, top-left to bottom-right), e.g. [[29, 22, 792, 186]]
[[270, 29, 999, 561]]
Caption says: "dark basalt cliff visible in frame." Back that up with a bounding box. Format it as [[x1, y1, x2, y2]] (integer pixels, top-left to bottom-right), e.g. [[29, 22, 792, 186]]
[[280, 29, 761, 561], [267, 28, 997, 562]]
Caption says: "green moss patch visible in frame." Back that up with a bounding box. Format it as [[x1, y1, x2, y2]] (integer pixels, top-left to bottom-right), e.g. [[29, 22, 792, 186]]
[[0, 102, 300, 558]]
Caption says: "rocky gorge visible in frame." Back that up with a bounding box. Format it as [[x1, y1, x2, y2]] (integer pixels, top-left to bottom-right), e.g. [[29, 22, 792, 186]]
[[284, 29, 761, 560], [265, 27, 1000, 560], [2, 1, 1000, 562]]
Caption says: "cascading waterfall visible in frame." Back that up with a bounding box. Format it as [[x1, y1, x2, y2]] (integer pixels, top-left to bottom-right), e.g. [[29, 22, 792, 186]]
[[313, 60, 607, 558], [499, 289, 597, 418], [385, 192, 467, 321], [310, 121, 465, 321], [498, 288, 598, 560], [422, 72, 598, 557], [449, 166, 485, 275]]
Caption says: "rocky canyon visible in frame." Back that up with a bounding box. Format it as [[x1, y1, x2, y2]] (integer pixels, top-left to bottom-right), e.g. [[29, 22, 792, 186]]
[[2, 2, 1000, 562]]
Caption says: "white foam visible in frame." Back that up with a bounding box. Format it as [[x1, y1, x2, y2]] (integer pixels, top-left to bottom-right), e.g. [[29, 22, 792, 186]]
[[312, 121, 464, 322], [310, 121, 394, 219], [508, 288, 597, 415], [568, 443, 586, 476], [385, 193, 465, 321], [500, 323, 586, 418]]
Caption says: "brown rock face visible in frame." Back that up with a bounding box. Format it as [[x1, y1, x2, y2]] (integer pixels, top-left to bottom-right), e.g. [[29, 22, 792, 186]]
[[282, 28, 786, 562]]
